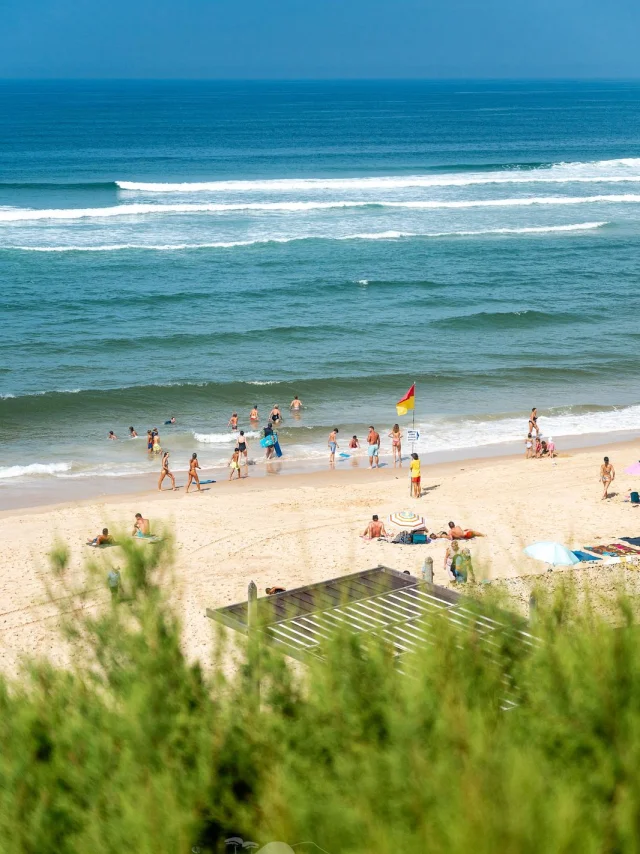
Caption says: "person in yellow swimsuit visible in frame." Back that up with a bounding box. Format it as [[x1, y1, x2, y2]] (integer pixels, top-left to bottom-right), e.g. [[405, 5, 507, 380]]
[[410, 453, 421, 498]]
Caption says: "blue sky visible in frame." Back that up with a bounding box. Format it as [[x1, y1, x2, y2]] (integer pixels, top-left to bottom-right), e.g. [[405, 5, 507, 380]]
[[2, 0, 640, 79]]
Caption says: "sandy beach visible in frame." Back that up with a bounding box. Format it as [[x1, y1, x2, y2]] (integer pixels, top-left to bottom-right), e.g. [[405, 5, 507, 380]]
[[1, 435, 639, 672]]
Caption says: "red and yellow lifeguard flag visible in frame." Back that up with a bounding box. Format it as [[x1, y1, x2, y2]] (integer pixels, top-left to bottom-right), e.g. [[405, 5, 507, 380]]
[[396, 384, 415, 416]]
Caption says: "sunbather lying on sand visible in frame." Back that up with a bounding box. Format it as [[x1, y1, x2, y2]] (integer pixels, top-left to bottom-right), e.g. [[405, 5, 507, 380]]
[[431, 522, 485, 540], [87, 528, 113, 547]]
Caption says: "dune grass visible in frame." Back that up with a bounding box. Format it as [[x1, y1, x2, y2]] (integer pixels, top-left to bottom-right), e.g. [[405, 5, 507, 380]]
[[0, 537, 638, 853]]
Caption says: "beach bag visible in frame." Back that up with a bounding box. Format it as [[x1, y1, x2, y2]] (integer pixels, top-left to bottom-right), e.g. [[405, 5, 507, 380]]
[[260, 435, 276, 448], [631, 491, 640, 505], [393, 531, 412, 545], [412, 532, 427, 544]]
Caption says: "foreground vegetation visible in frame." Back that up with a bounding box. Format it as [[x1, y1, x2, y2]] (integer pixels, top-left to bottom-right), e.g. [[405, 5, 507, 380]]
[[0, 537, 639, 853]]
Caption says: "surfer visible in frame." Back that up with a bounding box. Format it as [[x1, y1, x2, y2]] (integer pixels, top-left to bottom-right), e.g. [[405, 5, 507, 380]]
[[158, 450, 176, 491], [186, 452, 202, 493]]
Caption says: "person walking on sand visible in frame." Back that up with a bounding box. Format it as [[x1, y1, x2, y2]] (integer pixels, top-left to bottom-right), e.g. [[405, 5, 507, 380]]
[[600, 456, 615, 500], [228, 413, 239, 431], [367, 426, 380, 468], [389, 424, 402, 464], [328, 428, 339, 464], [186, 452, 201, 493], [410, 452, 421, 497], [289, 395, 303, 413], [158, 450, 176, 491], [229, 447, 242, 481]]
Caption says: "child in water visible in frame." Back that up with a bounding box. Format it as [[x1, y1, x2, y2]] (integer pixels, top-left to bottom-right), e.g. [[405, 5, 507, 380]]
[[229, 447, 242, 480], [349, 435, 360, 449]]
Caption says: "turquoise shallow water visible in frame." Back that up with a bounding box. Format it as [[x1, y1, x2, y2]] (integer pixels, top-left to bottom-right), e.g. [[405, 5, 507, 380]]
[[2, 80, 640, 493]]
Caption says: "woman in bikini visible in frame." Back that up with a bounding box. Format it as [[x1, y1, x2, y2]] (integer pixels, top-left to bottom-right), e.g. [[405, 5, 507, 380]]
[[388, 424, 402, 463], [529, 407, 539, 437], [158, 450, 176, 491], [186, 452, 202, 493], [600, 456, 615, 500]]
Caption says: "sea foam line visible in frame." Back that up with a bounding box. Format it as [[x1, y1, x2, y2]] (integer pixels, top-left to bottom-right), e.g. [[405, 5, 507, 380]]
[[0, 197, 634, 222], [115, 158, 640, 192], [5, 222, 608, 252], [0, 462, 72, 480]]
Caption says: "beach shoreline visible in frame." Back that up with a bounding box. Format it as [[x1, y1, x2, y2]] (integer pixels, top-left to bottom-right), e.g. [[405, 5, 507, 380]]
[[1, 425, 638, 514]]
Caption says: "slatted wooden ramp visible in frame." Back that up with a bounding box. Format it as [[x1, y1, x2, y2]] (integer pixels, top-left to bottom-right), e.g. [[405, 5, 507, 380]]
[[206, 566, 535, 671]]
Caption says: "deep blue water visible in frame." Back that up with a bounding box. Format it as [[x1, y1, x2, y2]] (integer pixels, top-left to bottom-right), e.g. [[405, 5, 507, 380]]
[[2, 80, 640, 487]]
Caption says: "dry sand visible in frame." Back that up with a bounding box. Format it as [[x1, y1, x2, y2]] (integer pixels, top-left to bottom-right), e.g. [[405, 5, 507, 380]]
[[1, 438, 640, 672]]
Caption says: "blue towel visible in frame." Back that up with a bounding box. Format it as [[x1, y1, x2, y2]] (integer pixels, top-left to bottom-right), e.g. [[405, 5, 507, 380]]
[[621, 537, 640, 547], [572, 550, 602, 562]]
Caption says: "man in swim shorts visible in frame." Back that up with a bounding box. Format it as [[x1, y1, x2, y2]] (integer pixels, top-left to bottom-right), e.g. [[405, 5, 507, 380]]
[[132, 513, 150, 537], [328, 428, 339, 464], [367, 426, 380, 469], [447, 521, 484, 540], [87, 528, 113, 546]]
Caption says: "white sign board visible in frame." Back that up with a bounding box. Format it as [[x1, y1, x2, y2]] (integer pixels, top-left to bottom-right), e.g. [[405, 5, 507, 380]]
[[407, 430, 420, 444]]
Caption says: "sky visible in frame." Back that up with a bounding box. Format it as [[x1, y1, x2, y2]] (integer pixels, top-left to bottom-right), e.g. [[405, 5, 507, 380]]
[[1, 0, 640, 79]]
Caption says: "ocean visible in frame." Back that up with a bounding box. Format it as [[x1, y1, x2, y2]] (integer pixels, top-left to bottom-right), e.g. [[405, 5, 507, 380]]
[[2, 79, 640, 504]]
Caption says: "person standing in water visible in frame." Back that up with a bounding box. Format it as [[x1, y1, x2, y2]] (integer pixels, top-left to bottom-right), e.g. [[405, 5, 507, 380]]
[[237, 429, 248, 463], [388, 424, 402, 464], [270, 405, 282, 425], [529, 407, 539, 437], [328, 428, 339, 464], [152, 432, 162, 455], [108, 431, 118, 440], [158, 450, 176, 491], [129, 426, 137, 438], [249, 405, 259, 422], [146, 430, 153, 454], [289, 395, 303, 413], [228, 413, 239, 430], [186, 453, 201, 493], [600, 456, 615, 500], [367, 426, 381, 469]]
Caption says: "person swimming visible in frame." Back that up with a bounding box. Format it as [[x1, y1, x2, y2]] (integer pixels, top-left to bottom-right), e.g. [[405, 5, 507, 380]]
[[164, 416, 176, 425], [129, 426, 138, 438], [108, 431, 118, 440]]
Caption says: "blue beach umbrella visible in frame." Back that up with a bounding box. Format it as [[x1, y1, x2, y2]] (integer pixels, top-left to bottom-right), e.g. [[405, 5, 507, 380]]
[[523, 541, 580, 567]]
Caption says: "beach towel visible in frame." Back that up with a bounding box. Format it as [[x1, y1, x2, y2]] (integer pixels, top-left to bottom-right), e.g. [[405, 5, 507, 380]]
[[572, 550, 602, 562], [621, 536, 640, 547], [586, 543, 640, 556]]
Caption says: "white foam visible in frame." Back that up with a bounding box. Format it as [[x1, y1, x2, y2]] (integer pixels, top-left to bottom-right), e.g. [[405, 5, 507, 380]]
[[6, 222, 608, 253], [116, 159, 640, 192], [0, 462, 72, 479], [0, 197, 636, 223], [193, 430, 261, 444], [246, 380, 283, 385], [0, 393, 16, 399], [417, 404, 640, 454]]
